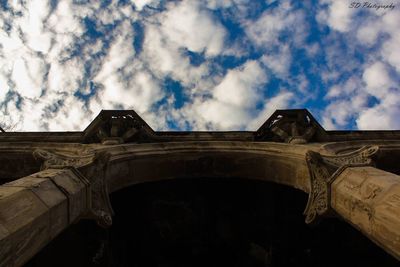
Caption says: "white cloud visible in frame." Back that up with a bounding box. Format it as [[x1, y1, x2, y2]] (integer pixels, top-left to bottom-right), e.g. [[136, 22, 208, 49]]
[[327, 0, 353, 32], [0, 24, 25, 66], [322, 75, 369, 130], [95, 2, 137, 25], [261, 44, 291, 77], [45, 97, 90, 131], [292, 74, 310, 95], [91, 21, 164, 115], [160, 1, 227, 56], [357, 9, 400, 72], [357, 92, 400, 130], [380, 10, 400, 72], [11, 57, 45, 99], [326, 76, 360, 99], [94, 21, 136, 82], [317, 0, 353, 32], [322, 95, 367, 130], [0, 0, 173, 131], [196, 100, 251, 130], [48, 59, 84, 93], [15, 0, 52, 53], [381, 36, 400, 73], [357, 20, 381, 46], [140, 22, 211, 92], [245, 2, 304, 47], [206, 0, 231, 9], [0, 0, 101, 131], [92, 70, 163, 114], [1, 0, 398, 133], [318, 0, 400, 131], [132, 0, 160, 11], [322, 60, 400, 130], [0, 74, 9, 103], [214, 61, 267, 108], [362, 61, 393, 98], [186, 60, 268, 130], [141, 25, 187, 77], [47, 1, 85, 36], [322, 59, 400, 130]]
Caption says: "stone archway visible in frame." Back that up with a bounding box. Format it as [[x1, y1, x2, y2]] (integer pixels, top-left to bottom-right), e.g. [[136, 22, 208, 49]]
[[1, 109, 400, 266]]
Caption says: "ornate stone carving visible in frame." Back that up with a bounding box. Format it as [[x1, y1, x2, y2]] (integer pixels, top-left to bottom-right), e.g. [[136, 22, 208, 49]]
[[86, 151, 114, 228], [304, 151, 331, 224], [304, 145, 379, 224], [33, 149, 94, 170], [83, 110, 155, 144], [33, 148, 113, 227], [255, 109, 324, 143], [322, 146, 379, 167]]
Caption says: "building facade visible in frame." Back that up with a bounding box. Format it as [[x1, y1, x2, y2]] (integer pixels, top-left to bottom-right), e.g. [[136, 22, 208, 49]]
[[0, 109, 400, 266]]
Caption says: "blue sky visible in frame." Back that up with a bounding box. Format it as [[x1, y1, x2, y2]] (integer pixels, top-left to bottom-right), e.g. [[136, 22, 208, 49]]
[[0, 0, 399, 131]]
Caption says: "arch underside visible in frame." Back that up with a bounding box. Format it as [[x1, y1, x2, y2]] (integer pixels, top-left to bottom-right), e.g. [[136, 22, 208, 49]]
[[103, 143, 311, 194], [2, 141, 400, 266]]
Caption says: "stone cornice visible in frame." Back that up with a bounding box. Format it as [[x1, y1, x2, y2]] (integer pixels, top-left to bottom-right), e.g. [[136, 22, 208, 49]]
[[0, 109, 399, 144]]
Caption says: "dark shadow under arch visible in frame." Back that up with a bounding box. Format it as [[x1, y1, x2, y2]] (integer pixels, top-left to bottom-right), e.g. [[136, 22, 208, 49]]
[[25, 178, 398, 267]]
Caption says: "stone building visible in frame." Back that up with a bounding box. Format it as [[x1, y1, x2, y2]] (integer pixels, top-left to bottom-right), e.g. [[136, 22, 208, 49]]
[[0, 109, 400, 266]]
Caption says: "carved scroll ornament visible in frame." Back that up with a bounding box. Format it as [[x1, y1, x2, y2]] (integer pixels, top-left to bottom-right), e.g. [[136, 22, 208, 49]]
[[33, 149, 94, 170], [304, 145, 379, 224], [33, 149, 113, 227]]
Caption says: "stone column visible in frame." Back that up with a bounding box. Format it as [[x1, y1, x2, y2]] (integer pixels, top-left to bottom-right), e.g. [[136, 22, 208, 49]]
[[0, 168, 90, 266], [331, 166, 400, 260], [304, 146, 400, 260]]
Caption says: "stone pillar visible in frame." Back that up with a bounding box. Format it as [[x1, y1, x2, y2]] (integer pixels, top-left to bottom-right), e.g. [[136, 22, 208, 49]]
[[304, 146, 400, 260], [331, 166, 400, 260], [0, 168, 90, 266]]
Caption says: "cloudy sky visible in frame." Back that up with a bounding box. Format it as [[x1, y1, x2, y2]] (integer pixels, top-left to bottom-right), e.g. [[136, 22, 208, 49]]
[[0, 0, 399, 131]]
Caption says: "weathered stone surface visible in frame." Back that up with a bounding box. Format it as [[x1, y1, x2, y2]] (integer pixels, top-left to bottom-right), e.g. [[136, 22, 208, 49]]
[[303, 145, 379, 224], [3, 176, 69, 238], [30, 179, 68, 239], [103, 143, 310, 194], [50, 168, 90, 223], [0, 184, 49, 267], [0, 169, 90, 266], [331, 167, 400, 260]]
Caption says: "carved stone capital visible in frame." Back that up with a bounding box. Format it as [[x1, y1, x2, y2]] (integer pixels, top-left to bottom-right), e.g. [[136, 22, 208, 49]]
[[304, 145, 379, 224], [33, 149, 94, 170], [33, 149, 114, 227]]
